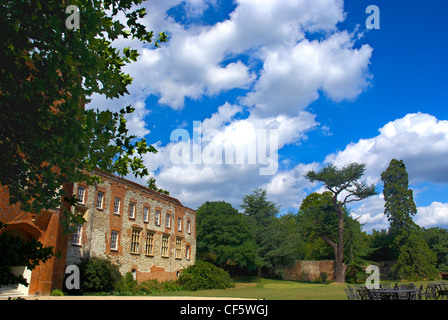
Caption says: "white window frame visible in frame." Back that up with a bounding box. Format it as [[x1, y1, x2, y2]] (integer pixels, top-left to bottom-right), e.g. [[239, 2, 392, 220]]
[[113, 197, 121, 215], [187, 220, 191, 234], [129, 202, 136, 219], [77, 186, 85, 203], [143, 207, 149, 223], [72, 225, 82, 245], [166, 213, 171, 228], [177, 217, 182, 232], [155, 210, 161, 226], [110, 230, 119, 251], [96, 191, 104, 209], [186, 245, 191, 260]]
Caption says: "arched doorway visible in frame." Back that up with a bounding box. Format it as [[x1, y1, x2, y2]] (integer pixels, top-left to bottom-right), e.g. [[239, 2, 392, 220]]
[[0, 222, 41, 297]]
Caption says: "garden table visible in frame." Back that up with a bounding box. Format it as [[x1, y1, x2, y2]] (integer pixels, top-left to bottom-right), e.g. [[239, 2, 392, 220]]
[[382, 289, 419, 300], [365, 288, 421, 300]]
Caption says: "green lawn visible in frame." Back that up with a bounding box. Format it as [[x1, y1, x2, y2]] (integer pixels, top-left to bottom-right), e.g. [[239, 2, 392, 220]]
[[154, 277, 349, 300], [152, 278, 438, 300]]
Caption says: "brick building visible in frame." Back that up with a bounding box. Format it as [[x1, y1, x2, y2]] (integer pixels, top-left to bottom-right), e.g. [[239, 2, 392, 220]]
[[0, 171, 196, 296], [66, 170, 196, 283]]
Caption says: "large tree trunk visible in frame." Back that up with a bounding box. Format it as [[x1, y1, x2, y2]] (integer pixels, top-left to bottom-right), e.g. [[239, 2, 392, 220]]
[[321, 233, 345, 283], [334, 201, 346, 283]]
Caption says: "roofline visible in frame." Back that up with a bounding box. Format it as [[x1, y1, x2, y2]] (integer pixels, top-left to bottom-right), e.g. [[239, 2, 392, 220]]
[[91, 169, 195, 213]]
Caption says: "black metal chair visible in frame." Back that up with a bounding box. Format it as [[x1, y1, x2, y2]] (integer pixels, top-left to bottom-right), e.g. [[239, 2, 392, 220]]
[[425, 282, 439, 300], [357, 287, 371, 300], [345, 285, 360, 300], [437, 282, 448, 300]]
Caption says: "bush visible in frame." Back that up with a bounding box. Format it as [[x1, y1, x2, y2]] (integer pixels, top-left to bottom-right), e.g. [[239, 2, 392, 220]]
[[114, 274, 182, 295], [139, 279, 162, 294], [50, 289, 65, 296], [114, 272, 140, 295], [177, 261, 234, 291], [314, 272, 329, 283], [75, 256, 121, 294]]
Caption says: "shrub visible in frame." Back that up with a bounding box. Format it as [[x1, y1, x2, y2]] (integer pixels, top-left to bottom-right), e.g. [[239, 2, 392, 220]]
[[139, 279, 162, 294], [177, 261, 234, 291], [314, 272, 329, 283], [162, 280, 183, 292], [76, 256, 121, 294], [114, 272, 139, 294], [114, 274, 182, 295], [50, 289, 65, 296]]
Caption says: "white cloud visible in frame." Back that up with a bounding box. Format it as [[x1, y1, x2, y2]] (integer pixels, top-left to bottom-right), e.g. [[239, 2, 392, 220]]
[[325, 112, 448, 185], [349, 194, 389, 232], [350, 196, 448, 232], [87, 0, 378, 217], [141, 104, 318, 209], [320, 113, 448, 231], [245, 31, 373, 117], [87, 0, 373, 141], [415, 202, 448, 229], [263, 162, 320, 211], [100, 0, 370, 112]]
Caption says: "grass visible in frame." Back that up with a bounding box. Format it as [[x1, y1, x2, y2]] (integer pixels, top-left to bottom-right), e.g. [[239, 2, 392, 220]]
[[150, 277, 440, 300], [152, 277, 349, 300]]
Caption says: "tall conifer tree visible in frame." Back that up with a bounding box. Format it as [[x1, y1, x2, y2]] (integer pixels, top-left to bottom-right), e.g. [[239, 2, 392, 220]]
[[381, 159, 438, 280]]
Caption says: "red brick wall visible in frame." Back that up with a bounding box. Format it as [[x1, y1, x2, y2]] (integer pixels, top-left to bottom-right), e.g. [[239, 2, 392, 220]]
[[0, 184, 71, 295], [284, 260, 336, 281]]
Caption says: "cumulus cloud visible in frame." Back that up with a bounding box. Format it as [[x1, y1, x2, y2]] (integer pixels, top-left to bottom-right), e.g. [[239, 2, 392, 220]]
[[100, 0, 369, 112], [87, 0, 378, 216], [244, 31, 373, 117], [263, 162, 320, 211], [320, 112, 448, 231], [142, 104, 318, 209], [350, 196, 448, 232], [87, 0, 373, 140], [415, 202, 448, 229], [325, 112, 448, 185]]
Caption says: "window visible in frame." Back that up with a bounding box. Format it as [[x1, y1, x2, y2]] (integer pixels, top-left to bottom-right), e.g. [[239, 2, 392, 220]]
[[187, 220, 191, 234], [145, 232, 154, 255], [186, 245, 191, 260], [175, 237, 182, 259], [96, 191, 104, 209], [155, 210, 161, 226], [143, 207, 149, 223], [166, 213, 171, 228], [130, 229, 141, 254], [161, 234, 170, 257], [177, 217, 182, 232], [110, 231, 119, 251], [113, 197, 121, 215], [72, 225, 82, 245], [129, 202, 136, 219], [77, 186, 85, 203]]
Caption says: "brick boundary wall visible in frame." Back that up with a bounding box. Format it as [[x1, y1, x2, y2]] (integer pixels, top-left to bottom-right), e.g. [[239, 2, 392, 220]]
[[284, 260, 336, 282]]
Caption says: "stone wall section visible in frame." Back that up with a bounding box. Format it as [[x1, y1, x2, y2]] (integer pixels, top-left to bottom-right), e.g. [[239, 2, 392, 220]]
[[284, 260, 336, 282], [66, 171, 196, 282]]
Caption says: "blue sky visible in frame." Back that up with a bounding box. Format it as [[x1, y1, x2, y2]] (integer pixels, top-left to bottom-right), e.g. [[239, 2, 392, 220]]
[[90, 0, 448, 232]]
